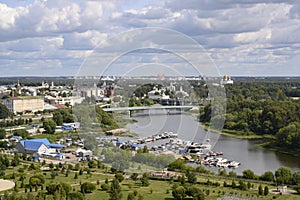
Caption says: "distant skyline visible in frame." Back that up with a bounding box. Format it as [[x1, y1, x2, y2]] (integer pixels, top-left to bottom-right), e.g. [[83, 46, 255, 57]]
[[0, 0, 299, 77]]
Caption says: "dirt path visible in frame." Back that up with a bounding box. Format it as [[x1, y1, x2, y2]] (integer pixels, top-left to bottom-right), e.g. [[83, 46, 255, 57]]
[[0, 179, 15, 191]]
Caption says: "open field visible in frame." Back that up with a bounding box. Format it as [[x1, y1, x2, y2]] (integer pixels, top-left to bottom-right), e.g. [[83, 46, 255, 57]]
[[1, 159, 299, 200]]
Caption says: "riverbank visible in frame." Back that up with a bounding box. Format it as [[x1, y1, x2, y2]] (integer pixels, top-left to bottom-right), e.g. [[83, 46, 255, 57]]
[[259, 142, 300, 158], [198, 121, 300, 158], [198, 121, 273, 140]]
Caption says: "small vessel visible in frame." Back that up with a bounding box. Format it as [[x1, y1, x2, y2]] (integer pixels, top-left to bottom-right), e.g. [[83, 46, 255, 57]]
[[228, 161, 240, 168]]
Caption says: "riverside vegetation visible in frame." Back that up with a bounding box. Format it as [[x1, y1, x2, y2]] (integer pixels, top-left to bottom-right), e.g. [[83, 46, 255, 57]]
[[199, 78, 300, 155]]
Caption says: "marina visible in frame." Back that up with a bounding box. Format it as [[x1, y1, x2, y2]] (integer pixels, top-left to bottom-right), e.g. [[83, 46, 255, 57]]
[[97, 131, 241, 170]]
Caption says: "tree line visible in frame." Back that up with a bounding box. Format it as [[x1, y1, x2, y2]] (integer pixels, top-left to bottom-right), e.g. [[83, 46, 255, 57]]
[[199, 80, 300, 153]]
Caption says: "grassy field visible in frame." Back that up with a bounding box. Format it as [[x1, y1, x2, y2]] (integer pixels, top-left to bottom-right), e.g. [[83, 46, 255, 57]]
[[1, 151, 299, 200], [2, 161, 299, 200]]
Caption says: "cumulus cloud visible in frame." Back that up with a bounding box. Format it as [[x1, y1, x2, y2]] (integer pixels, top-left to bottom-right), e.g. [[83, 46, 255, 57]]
[[0, 0, 299, 76]]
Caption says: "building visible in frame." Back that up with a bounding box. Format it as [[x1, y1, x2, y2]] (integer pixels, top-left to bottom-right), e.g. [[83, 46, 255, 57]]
[[220, 75, 234, 85], [75, 148, 93, 157], [2, 96, 44, 114], [45, 95, 84, 107], [16, 138, 64, 154]]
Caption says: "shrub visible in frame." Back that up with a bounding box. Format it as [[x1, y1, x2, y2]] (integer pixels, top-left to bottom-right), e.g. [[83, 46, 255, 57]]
[[81, 182, 96, 193], [101, 183, 109, 191]]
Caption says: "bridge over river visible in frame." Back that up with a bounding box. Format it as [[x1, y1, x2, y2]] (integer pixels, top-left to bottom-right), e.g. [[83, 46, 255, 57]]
[[103, 105, 195, 116]]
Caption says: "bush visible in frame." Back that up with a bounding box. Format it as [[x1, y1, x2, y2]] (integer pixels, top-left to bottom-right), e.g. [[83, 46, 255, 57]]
[[101, 183, 109, 191], [18, 168, 24, 173], [81, 182, 96, 193], [68, 192, 84, 200]]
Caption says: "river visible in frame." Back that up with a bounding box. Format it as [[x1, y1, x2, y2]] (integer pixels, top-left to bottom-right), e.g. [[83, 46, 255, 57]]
[[126, 110, 300, 175]]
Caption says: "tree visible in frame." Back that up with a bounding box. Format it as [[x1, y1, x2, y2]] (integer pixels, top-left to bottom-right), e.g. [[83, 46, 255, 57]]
[[264, 186, 269, 196], [292, 171, 300, 185], [260, 171, 275, 182], [142, 145, 149, 153], [186, 171, 197, 184], [275, 167, 292, 185], [258, 185, 263, 196], [109, 178, 122, 200], [131, 173, 139, 182], [43, 119, 56, 134], [101, 183, 109, 191], [276, 122, 300, 150], [68, 192, 84, 200], [242, 169, 256, 180], [172, 186, 186, 200], [0, 103, 10, 119], [80, 182, 96, 193], [186, 186, 205, 200], [11, 153, 20, 167], [141, 173, 150, 187], [29, 175, 45, 186], [127, 192, 136, 200], [228, 171, 237, 178], [0, 129, 6, 139], [115, 173, 124, 183], [53, 111, 63, 126], [46, 183, 58, 195], [13, 129, 29, 139], [231, 180, 236, 188], [239, 180, 247, 191], [140, 177, 149, 187]]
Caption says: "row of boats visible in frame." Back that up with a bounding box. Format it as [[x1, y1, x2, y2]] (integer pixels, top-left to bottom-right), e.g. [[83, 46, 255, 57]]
[[189, 156, 241, 168], [97, 131, 241, 169], [138, 133, 241, 169]]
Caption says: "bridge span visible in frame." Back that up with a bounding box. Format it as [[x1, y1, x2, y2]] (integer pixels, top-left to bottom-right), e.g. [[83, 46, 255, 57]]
[[102, 105, 194, 112]]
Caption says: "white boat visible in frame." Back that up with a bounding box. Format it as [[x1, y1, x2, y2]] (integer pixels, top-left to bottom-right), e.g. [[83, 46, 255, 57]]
[[228, 161, 240, 168]]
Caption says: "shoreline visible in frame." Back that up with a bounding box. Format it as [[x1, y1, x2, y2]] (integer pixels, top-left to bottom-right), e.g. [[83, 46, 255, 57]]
[[197, 121, 300, 157]]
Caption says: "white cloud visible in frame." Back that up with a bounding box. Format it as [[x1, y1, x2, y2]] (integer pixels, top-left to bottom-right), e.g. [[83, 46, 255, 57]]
[[0, 0, 299, 76], [63, 30, 107, 50]]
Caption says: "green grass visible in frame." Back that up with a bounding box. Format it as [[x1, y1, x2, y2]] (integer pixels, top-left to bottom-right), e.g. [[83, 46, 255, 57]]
[[1, 157, 300, 200]]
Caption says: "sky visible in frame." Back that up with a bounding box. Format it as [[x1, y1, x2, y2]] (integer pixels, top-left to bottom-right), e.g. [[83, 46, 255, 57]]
[[0, 0, 299, 77]]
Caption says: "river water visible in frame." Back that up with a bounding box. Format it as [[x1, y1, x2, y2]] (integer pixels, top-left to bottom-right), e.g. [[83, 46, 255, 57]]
[[126, 110, 300, 175]]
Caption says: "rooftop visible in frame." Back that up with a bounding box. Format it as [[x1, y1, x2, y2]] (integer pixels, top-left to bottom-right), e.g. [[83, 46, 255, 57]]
[[19, 138, 64, 150], [8, 96, 43, 100]]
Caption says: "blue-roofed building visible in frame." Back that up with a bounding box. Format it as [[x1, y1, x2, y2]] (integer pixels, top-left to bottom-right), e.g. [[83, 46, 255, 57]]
[[131, 143, 140, 151], [16, 138, 64, 154]]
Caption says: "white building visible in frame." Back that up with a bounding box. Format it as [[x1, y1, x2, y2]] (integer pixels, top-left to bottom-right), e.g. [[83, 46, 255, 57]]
[[221, 75, 234, 85], [2, 96, 44, 114]]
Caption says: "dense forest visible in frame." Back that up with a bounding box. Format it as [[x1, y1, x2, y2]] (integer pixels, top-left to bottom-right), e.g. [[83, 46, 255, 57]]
[[199, 78, 300, 153]]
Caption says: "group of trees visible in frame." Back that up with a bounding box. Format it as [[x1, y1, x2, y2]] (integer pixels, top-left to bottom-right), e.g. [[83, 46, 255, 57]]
[[43, 109, 75, 134], [168, 158, 300, 188], [200, 81, 300, 152], [0, 117, 32, 128], [242, 167, 300, 186], [132, 150, 176, 169], [52, 109, 74, 126], [101, 146, 176, 172], [0, 103, 11, 119]]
